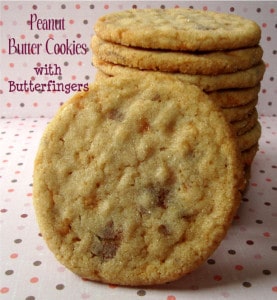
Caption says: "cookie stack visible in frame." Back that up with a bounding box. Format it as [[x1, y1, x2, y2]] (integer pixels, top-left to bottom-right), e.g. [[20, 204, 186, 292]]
[[91, 8, 265, 180], [34, 75, 245, 286]]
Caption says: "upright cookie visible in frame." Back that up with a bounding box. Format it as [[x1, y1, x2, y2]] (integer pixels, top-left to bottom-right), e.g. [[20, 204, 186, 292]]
[[91, 36, 263, 75], [33, 74, 244, 286], [94, 8, 261, 51], [93, 57, 266, 91]]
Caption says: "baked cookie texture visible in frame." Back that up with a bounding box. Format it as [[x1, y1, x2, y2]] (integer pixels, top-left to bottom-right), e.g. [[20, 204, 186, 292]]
[[207, 85, 260, 108], [94, 8, 261, 51], [33, 75, 244, 286], [91, 36, 263, 75], [230, 109, 258, 136], [92, 57, 265, 92], [237, 122, 261, 151], [221, 98, 258, 122]]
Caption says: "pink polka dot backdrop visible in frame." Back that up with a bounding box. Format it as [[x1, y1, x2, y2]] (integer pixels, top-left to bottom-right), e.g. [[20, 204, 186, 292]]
[[0, 1, 276, 300]]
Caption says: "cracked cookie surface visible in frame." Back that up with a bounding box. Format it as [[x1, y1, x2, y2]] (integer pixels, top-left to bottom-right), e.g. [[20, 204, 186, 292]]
[[33, 74, 244, 286], [94, 8, 261, 51]]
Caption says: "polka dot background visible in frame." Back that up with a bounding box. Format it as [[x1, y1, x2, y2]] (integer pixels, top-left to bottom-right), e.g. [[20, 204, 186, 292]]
[[0, 1, 276, 300]]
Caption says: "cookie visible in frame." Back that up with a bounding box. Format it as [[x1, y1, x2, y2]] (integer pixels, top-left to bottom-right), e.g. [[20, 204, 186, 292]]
[[207, 85, 260, 108], [222, 98, 258, 122], [33, 74, 244, 286], [237, 121, 261, 151], [92, 56, 266, 91], [91, 36, 263, 75], [94, 8, 261, 51], [230, 109, 258, 136]]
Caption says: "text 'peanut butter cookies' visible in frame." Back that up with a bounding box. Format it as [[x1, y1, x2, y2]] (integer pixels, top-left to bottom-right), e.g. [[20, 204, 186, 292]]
[[91, 36, 263, 75], [94, 8, 261, 51], [33, 74, 244, 286]]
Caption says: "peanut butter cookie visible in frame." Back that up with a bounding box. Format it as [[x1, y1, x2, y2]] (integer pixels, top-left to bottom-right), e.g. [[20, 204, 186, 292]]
[[94, 8, 261, 51]]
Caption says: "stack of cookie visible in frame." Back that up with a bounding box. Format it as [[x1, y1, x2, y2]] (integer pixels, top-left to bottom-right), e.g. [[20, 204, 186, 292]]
[[91, 8, 266, 180], [33, 8, 266, 286]]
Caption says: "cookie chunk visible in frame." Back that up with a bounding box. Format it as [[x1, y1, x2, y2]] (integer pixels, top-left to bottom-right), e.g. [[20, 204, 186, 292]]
[[91, 36, 263, 75], [33, 74, 244, 286], [94, 8, 261, 51]]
